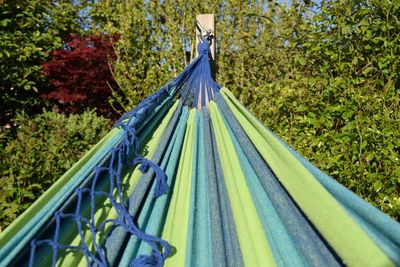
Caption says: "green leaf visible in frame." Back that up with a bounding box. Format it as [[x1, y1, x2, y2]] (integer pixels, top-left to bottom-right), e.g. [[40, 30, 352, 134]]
[[0, 19, 11, 27], [363, 66, 375, 75], [358, 20, 369, 27], [373, 180, 383, 192], [299, 57, 307, 66], [366, 153, 375, 162], [21, 189, 35, 200], [341, 25, 351, 35], [378, 61, 387, 70]]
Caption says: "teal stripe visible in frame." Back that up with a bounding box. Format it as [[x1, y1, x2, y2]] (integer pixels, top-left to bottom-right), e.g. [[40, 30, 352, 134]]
[[185, 112, 198, 266], [222, 112, 307, 267], [185, 111, 212, 267], [185, 111, 198, 265]]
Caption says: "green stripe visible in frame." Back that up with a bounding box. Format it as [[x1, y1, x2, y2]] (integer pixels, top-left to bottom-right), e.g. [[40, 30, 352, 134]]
[[209, 102, 276, 267], [162, 109, 196, 267], [220, 87, 394, 267]]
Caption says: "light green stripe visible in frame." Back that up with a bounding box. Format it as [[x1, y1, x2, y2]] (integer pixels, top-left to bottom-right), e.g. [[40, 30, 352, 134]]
[[220, 87, 394, 267], [209, 102, 276, 267], [162, 109, 196, 267]]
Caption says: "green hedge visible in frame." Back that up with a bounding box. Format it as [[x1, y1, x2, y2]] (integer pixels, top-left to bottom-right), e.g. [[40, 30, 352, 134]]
[[0, 110, 110, 230]]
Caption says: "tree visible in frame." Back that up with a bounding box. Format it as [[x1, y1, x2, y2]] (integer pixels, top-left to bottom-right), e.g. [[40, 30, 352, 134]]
[[42, 34, 120, 116], [0, 0, 84, 123]]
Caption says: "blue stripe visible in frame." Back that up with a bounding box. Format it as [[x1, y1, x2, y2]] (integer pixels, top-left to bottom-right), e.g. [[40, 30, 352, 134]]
[[185, 111, 212, 267], [204, 110, 244, 267]]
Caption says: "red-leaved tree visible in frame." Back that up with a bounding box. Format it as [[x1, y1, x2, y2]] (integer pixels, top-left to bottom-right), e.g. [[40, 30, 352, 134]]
[[42, 34, 120, 115]]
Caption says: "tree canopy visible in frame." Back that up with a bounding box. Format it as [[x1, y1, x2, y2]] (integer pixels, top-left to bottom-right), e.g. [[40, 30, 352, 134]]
[[42, 33, 119, 115], [0, 0, 84, 122]]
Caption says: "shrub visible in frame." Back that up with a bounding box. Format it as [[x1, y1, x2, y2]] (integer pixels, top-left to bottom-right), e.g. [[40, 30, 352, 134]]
[[42, 34, 120, 116], [0, 110, 110, 230]]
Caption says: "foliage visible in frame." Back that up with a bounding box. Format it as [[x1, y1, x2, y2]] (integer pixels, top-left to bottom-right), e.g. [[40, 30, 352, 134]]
[[0, 0, 85, 123], [42, 33, 120, 116], [0, 110, 110, 230]]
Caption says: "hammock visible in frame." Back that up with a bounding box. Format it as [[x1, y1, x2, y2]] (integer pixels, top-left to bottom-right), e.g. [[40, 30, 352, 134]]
[[0, 40, 399, 267]]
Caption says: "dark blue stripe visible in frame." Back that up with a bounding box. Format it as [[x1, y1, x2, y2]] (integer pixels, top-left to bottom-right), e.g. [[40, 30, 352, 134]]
[[203, 110, 244, 267]]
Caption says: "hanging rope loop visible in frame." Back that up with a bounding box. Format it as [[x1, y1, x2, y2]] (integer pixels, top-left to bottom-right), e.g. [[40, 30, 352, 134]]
[[133, 157, 169, 198]]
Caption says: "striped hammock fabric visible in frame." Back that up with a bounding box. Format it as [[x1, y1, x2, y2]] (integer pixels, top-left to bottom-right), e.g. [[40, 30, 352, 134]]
[[0, 41, 399, 267]]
